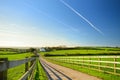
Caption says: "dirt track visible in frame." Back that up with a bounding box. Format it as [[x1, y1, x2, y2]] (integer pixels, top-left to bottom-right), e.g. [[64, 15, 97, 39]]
[[40, 58, 102, 80]]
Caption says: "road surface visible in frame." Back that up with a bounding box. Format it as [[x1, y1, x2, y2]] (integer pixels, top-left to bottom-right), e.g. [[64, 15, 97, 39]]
[[40, 58, 102, 80]]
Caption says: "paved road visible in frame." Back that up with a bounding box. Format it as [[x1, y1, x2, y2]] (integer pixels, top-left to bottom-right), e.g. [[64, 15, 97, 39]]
[[40, 58, 102, 80]]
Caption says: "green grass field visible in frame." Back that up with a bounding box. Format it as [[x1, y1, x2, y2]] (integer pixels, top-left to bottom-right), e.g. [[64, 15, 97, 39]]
[[0, 51, 17, 55], [42, 47, 120, 80], [42, 47, 120, 56], [0, 51, 47, 80], [45, 56, 120, 80], [1, 47, 120, 80], [34, 59, 48, 80], [0, 52, 33, 80], [0, 52, 33, 60]]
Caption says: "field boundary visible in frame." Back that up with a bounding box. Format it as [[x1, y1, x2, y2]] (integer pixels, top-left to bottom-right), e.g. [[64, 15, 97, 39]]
[[46, 56, 120, 76], [0, 57, 36, 80]]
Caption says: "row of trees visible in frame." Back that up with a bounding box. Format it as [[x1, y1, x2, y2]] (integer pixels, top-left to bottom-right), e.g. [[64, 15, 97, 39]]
[[0, 48, 38, 54]]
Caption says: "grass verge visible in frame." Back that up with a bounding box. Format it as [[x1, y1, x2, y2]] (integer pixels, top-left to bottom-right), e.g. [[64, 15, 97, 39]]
[[34, 59, 48, 80], [0, 53, 33, 80], [45, 57, 120, 80]]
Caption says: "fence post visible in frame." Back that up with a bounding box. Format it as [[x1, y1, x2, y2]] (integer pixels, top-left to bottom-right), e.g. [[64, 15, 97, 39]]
[[30, 58, 34, 67], [89, 57, 91, 69], [114, 57, 116, 73], [98, 57, 101, 71], [0, 58, 8, 80], [82, 56, 84, 68], [30, 57, 36, 79], [25, 57, 29, 80]]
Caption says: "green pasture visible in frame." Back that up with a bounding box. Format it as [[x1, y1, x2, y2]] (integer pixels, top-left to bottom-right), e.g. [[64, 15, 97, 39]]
[[0, 52, 33, 80], [42, 47, 120, 56], [0, 52, 33, 60], [34, 59, 48, 80], [0, 51, 17, 55], [45, 56, 120, 80], [0, 51, 47, 80], [37, 60, 48, 80], [42, 47, 120, 80]]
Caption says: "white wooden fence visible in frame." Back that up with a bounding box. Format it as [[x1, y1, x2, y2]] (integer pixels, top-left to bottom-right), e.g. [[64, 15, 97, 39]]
[[46, 56, 120, 76]]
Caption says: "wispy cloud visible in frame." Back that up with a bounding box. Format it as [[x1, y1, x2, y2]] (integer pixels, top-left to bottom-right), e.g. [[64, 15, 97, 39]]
[[0, 23, 76, 47], [60, 0, 104, 35], [0, 23, 37, 34]]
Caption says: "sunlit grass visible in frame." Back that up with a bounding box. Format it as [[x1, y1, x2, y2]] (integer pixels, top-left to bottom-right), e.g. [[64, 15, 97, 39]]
[[45, 56, 120, 80], [0, 52, 34, 80], [0, 53, 33, 60], [41, 48, 120, 56]]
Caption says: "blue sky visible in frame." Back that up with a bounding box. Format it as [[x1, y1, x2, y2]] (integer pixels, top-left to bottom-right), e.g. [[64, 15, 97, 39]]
[[0, 0, 120, 47]]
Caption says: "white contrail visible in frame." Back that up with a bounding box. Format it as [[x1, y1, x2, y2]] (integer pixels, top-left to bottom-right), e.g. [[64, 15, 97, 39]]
[[60, 0, 104, 35]]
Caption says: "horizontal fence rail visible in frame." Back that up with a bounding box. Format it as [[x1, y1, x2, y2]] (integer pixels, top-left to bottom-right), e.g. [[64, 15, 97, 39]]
[[0, 57, 37, 80], [19, 60, 36, 80], [0, 57, 35, 72], [46, 56, 120, 76]]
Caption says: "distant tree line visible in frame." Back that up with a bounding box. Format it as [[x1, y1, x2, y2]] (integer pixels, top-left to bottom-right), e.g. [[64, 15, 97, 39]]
[[0, 48, 36, 54]]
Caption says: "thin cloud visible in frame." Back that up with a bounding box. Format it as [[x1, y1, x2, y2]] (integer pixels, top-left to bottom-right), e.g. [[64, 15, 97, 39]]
[[60, 0, 104, 35]]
